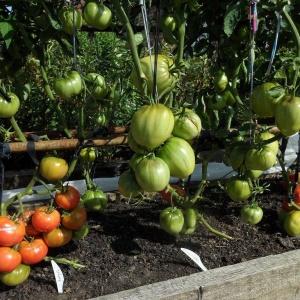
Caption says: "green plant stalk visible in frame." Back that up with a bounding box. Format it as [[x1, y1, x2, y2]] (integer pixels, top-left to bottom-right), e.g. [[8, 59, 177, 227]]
[[44, 256, 86, 270], [84, 168, 94, 190], [78, 106, 85, 140], [175, 7, 186, 66], [112, 0, 145, 89], [10, 116, 26, 142], [277, 153, 292, 197], [231, 64, 243, 105], [40, 65, 72, 138], [64, 156, 79, 181], [282, 5, 300, 96], [1, 177, 36, 215]]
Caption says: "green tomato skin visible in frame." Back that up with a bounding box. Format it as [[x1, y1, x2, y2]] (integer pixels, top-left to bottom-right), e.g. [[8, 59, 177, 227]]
[[246, 169, 263, 179], [275, 96, 300, 137], [208, 94, 227, 111], [73, 224, 89, 240], [226, 178, 251, 202], [134, 157, 170, 192], [118, 170, 142, 198], [0, 92, 20, 118], [160, 207, 184, 235], [127, 131, 146, 154], [214, 71, 228, 93], [240, 205, 263, 225], [0, 264, 30, 286], [251, 82, 278, 118], [181, 208, 197, 235], [83, 2, 112, 30], [172, 109, 202, 140], [131, 55, 177, 96], [130, 104, 174, 150], [229, 144, 248, 170], [158, 137, 195, 179], [80, 147, 97, 162], [129, 153, 144, 170], [59, 7, 82, 35], [284, 210, 300, 236], [82, 189, 107, 212], [54, 71, 82, 100], [161, 15, 176, 32], [256, 131, 279, 154], [86, 73, 107, 100], [245, 147, 277, 171], [96, 114, 107, 127], [223, 89, 236, 106]]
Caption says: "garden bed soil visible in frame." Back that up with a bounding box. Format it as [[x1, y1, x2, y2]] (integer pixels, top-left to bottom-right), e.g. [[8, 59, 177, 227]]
[[0, 183, 298, 300]]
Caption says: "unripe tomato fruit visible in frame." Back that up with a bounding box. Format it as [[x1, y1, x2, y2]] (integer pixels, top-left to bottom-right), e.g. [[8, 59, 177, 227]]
[[118, 169, 142, 198], [39, 156, 68, 182], [226, 178, 251, 202], [0, 264, 31, 286], [43, 227, 73, 248], [160, 207, 184, 235], [240, 204, 263, 225], [284, 210, 300, 236]]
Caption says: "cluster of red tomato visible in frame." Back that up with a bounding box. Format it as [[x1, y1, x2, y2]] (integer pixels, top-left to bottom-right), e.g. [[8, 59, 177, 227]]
[[0, 185, 88, 286]]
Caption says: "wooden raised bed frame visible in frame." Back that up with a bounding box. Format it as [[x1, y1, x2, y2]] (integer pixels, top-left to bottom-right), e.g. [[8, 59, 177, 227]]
[[93, 249, 300, 300]]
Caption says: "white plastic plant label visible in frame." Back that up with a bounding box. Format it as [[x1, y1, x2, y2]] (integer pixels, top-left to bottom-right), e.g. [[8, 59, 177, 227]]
[[181, 248, 208, 272], [51, 260, 64, 294]]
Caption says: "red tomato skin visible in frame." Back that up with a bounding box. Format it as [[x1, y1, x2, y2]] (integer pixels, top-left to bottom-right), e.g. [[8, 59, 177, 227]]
[[62, 206, 87, 230], [55, 185, 80, 210], [43, 227, 72, 248], [31, 207, 61, 233], [0, 247, 22, 272], [0, 217, 25, 247], [25, 224, 40, 237], [294, 184, 300, 204], [19, 239, 48, 265]]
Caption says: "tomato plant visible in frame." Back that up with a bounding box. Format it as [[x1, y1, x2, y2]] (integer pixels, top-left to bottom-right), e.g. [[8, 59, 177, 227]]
[[82, 188, 107, 212], [245, 147, 277, 171], [0, 247, 22, 272], [0, 264, 31, 286], [83, 2, 112, 30], [39, 156, 68, 182], [59, 7, 82, 35], [160, 207, 184, 235], [55, 185, 80, 210], [86, 73, 107, 100], [0, 216, 25, 247], [0, 92, 20, 118], [240, 204, 263, 225], [62, 206, 87, 230], [31, 207, 61, 233], [19, 239, 48, 265], [43, 227, 72, 248]]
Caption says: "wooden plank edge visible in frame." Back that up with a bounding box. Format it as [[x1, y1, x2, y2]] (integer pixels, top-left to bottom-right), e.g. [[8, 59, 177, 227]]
[[91, 249, 300, 300]]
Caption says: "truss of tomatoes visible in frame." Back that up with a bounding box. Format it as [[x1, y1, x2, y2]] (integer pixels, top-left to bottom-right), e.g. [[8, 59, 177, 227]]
[[0, 185, 88, 287]]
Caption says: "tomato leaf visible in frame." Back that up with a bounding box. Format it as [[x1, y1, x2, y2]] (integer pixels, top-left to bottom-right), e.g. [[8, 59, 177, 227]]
[[223, 2, 245, 37], [0, 21, 14, 48]]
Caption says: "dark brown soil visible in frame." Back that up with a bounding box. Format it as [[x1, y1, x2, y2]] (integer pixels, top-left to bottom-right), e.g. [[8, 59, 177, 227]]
[[0, 182, 298, 300]]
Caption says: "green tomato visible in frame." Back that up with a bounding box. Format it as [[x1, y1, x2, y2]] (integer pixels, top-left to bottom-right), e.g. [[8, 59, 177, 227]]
[[59, 7, 82, 35], [118, 169, 142, 198], [86, 73, 107, 101], [160, 207, 184, 235], [83, 2, 112, 30], [251, 82, 279, 118], [256, 131, 279, 154], [82, 188, 107, 212], [54, 71, 83, 100], [131, 55, 177, 96], [161, 15, 176, 32], [208, 93, 227, 111], [181, 208, 198, 235], [245, 169, 263, 179], [245, 147, 277, 171], [214, 71, 228, 93], [240, 204, 263, 225], [134, 156, 170, 192], [222, 89, 236, 106], [73, 224, 89, 240], [229, 144, 248, 170], [129, 153, 144, 170], [275, 95, 300, 137], [0, 92, 20, 118], [96, 113, 107, 127], [226, 178, 251, 202], [80, 147, 97, 162], [172, 109, 202, 140], [0, 264, 30, 286], [158, 137, 195, 179], [284, 210, 300, 236], [130, 104, 174, 150], [127, 131, 147, 154]]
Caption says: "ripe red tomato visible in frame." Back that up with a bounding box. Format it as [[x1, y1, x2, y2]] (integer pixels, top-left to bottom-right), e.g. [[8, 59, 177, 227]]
[[61, 206, 87, 230], [55, 185, 80, 210], [25, 224, 40, 237], [0, 247, 22, 272], [19, 239, 48, 265], [32, 207, 61, 233], [43, 227, 72, 248], [0, 217, 25, 247], [294, 184, 300, 204]]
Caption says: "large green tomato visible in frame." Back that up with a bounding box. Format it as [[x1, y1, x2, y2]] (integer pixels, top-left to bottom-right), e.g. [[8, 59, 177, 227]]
[[275, 96, 300, 136], [181, 208, 197, 235], [83, 2, 112, 30], [229, 144, 248, 170], [82, 188, 107, 212], [245, 169, 263, 179], [172, 109, 202, 140], [161, 15, 176, 32], [284, 210, 300, 236], [0, 92, 20, 118], [223, 89, 236, 106], [134, 156, 170, 192], [118, 170, 142, 198], [131, 55, 177, 96], [130, 104, 174, 150], [226, 178, 251, 202], [251, 82, 278, 118], [256, 131, 279, 154], [214, 71, 228, 93], [245, 147, 277, 171], [127, 131, 146, 154], [240, 204, 263, 225], [0, 264, 30, 286], [160, 207, 184, 235], [208, 93, 227, 111], [59, 7, 82, 35], [86, 73, 107, 101], [158, 137, 195, 179], [129, 153, 144, 170], [54, 71, 83, 100]]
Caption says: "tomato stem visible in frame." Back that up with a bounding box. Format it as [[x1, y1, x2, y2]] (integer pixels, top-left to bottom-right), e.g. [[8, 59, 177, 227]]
[[44, 256, 86, 270], [175, 5, 186, 67], [10, 117, 26, 142]]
